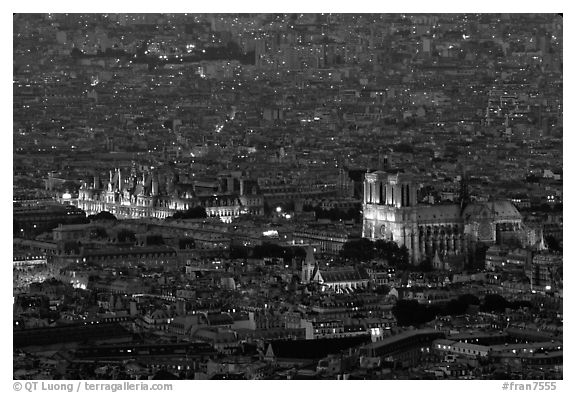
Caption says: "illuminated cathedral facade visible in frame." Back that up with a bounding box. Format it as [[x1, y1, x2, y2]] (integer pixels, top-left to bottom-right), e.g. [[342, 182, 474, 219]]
[[362, 171, 525, 265]]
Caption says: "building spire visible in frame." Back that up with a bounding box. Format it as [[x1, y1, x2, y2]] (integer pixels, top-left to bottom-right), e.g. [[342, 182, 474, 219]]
[[459, 170, 470, 212], [301, 246, 316, 283]]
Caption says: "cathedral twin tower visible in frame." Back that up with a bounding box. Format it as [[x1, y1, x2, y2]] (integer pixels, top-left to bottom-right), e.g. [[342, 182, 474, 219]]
[[363, 171, 417, 209], [362, 171, 424, 264]]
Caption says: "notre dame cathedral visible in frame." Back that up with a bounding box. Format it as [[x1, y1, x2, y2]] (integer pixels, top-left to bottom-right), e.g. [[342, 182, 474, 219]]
[[362, 171, 526, 265]]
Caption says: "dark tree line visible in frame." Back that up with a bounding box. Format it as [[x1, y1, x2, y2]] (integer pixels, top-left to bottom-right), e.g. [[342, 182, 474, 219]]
[[88, 211, 117, 221], [339, 238, 409, 266], [392, 293, 533, 327], [392, 299, 440, 326], [89, 227, 108, 239], [169, 206, 207, 220]]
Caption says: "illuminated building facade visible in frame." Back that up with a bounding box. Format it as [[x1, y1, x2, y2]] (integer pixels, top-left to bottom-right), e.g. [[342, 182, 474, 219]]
[[362, 171, 524, 264], [75, 166, 264, 222], [302, 247, 370, 292]]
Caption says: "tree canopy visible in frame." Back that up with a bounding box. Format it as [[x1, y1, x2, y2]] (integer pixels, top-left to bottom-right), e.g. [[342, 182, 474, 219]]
[[393, 293, 509, 327], [89, 227, 108, 239], [88, 211, 117, 221], [392, 299, 439, 326], [169, 206, 207, 219], [339, 238, 409, 265]]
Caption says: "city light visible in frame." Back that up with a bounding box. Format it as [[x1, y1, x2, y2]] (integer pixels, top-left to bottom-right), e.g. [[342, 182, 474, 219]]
[[12, 13, 563, 381]]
